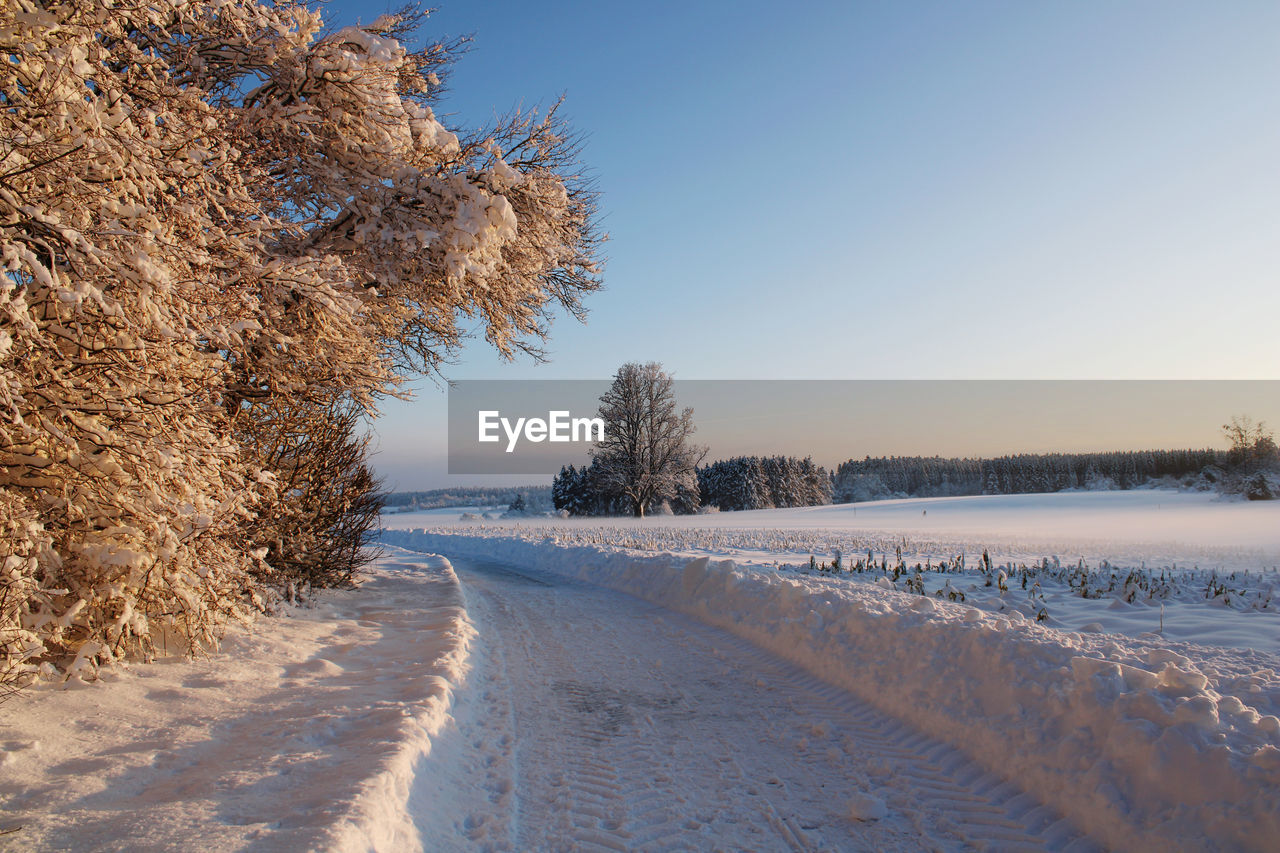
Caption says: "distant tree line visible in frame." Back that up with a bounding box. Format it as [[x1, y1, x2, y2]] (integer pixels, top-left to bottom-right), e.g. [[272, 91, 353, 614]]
[[550, 415, 1280, 517], [553, 440, 1278, 516], [832, 449, 1225, 503], [383, 486, 553, 511]]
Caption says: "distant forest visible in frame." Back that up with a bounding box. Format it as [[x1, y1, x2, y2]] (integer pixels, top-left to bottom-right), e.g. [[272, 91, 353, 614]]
[[386, 448, 1234, 515], [693, 448, 1228, 513], [383, 485, 553, 511], [832, 449, 1225, 503]]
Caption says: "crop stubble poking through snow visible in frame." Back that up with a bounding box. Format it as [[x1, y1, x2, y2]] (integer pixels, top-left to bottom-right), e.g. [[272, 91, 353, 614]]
[[382, 509, 1280, 654], [416, 555, 1088, 852]]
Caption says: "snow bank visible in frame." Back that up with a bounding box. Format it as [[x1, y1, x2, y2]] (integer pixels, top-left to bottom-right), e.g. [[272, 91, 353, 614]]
[[318, 554, 476, 852], [382, 529, 1280, 853], [0, 552, 474, 853]]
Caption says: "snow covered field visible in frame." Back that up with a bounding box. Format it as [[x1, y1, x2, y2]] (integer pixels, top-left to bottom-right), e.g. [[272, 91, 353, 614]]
[[388, 490, 1280, 565], [383, 490, 1280, 851], [4, 491, 1277, 851]]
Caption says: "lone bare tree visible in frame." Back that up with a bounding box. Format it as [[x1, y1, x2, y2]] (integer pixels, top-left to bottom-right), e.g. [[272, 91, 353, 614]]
[[592, 363, 705, 517], [1222, 415, 1279, 500], [1222, 416, 1278, 468]]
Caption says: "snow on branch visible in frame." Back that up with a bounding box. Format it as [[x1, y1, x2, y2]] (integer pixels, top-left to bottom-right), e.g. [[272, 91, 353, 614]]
[[0, 0, 603, 685]]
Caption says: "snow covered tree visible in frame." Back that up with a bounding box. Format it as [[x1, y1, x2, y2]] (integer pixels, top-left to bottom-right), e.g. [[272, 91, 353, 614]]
[[670, 479, 702, 515], [0, 1, 602, 685], [800, 456, 833, 506], [591, 363, 704, 518], [553, 464, 578, 512], [553, 460, 631, 516], [698, 455, 829, 511], [1243, 471, 1276, 501]]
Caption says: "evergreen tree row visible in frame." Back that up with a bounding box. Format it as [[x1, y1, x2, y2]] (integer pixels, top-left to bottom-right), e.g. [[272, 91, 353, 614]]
[[383, 485, 553, 511], [832, 449, 1225, 502], [559, 446, 1237, 515], [697, 456, 832, 511], [554, 454, 831, 516]]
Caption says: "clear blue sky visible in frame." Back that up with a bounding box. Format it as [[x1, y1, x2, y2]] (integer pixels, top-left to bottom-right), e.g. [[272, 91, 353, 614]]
[[326, 1, 1280, 490]]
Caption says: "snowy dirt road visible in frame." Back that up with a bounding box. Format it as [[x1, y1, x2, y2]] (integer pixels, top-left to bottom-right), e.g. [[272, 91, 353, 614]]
[[415, 555, 1093, 852]]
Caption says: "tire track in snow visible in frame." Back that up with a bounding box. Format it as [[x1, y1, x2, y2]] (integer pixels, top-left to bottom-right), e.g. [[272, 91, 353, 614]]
[[434, 555, 1098, 852], [723, 643, 1092, 851]]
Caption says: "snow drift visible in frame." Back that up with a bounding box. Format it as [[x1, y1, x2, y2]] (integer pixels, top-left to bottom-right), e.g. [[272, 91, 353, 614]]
[[0, 553, 474, 852]]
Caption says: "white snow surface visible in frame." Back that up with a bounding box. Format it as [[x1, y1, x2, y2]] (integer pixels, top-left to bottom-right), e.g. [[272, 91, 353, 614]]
[[382, 513, 1280, 853], [0, 554, 473, 852], [4, 492, 1278, 851], [386, 490, 1280, 653], [386, 489, 1280, 561]]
